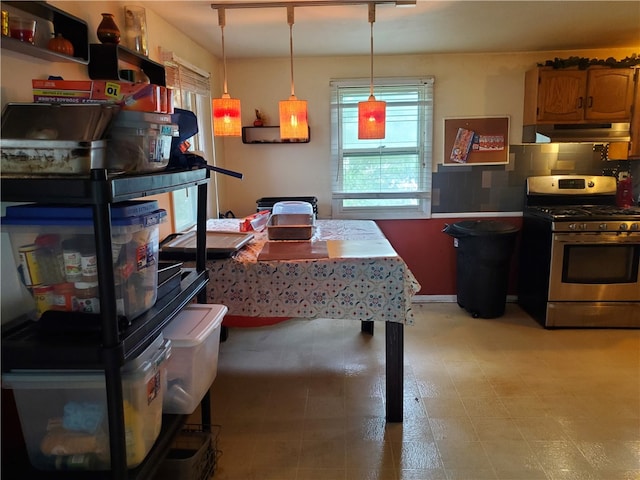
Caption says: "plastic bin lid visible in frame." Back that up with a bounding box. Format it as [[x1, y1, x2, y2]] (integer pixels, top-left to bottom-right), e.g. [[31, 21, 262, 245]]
[[123, 333, 167, 372], [2, 339, 170, 389], [2, 207, 166, 228], [112, 110, 173, 125], [163, 304, 227, 347], [445, 220, 519, 236], [272, 201, 313, 215], [3, 200, 159, 220]]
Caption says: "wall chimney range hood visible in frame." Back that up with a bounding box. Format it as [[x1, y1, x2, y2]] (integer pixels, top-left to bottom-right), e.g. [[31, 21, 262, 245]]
[[522, 122, 631, 144]]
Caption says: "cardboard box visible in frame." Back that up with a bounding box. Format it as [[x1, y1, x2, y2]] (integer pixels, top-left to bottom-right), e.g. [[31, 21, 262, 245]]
[[32, 79, 165, 113]]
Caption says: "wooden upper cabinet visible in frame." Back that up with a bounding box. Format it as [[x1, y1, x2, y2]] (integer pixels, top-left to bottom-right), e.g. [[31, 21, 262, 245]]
[[536, 69, 587, 122], [524, 67, 635, 124], [586, 68, 634, 121]]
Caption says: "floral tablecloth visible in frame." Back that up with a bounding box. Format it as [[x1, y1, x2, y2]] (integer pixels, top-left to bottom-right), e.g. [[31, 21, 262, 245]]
[[201, 219, 420, 324]]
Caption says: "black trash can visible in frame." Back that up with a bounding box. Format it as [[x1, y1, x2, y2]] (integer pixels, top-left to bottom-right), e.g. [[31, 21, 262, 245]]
[[443, 220, 519, 318]]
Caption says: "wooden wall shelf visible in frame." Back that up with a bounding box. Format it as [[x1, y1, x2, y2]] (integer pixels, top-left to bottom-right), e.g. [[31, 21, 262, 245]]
[[1, 1, 89, 64], [88, 44, 166, 86], [242, 126, 310, 144]]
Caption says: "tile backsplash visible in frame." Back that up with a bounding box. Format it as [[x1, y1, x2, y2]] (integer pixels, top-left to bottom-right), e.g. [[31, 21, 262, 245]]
[[431, 143, 638, 213]]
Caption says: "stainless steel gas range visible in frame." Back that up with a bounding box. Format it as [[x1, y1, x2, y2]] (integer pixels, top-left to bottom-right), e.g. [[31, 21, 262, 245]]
[[518, 175, 640, 328]]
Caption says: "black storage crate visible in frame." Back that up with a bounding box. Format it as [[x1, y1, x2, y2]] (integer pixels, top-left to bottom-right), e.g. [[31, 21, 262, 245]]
[[154, 425, 218, 480]]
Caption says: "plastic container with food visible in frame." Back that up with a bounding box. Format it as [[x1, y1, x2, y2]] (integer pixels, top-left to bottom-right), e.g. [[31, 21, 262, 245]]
[[1, 200, 166, 321], [1, 334, 170, 470]]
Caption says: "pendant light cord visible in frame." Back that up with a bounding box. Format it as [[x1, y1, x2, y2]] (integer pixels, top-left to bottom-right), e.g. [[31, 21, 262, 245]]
[[219, 8, 229, 96], [369, 20, 374, 98], [368, 3, 375, 99], [287, 6, 296, 98]]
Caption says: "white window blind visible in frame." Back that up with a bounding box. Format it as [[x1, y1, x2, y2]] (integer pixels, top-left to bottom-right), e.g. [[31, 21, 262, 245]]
[[161, 48, 211, 96], [159, 48, 214, 230], [330, 77, 434, 220]]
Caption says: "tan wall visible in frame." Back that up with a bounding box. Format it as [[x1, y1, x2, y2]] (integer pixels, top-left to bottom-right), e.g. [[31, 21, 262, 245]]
[[216, 47, 638, 218], [2, 4, 636, 219]]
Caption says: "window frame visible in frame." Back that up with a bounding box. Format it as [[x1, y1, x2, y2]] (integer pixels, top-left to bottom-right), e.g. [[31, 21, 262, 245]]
[[162, 49, 214, 231], [330, 77, 434, 220]]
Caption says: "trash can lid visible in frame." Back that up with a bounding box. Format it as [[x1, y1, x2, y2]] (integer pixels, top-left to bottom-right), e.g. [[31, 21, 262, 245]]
[[445, 220, 519, 237]]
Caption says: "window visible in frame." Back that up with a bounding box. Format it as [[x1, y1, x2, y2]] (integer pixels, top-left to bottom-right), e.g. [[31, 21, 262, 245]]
[[162, 49, 214, 231], [330, 77, 434, 219], [162, 48, 212, 155]]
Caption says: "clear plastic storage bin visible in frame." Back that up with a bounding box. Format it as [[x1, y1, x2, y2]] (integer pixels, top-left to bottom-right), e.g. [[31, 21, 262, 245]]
[[1, 335, 170, 471], [1, 201, 166, 321], [106, 111, 179, 173], [162, 304, 227, 414]]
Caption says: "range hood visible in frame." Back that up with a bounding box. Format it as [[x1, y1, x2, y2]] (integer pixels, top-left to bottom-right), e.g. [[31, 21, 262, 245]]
[[522, 122, 630, 143]]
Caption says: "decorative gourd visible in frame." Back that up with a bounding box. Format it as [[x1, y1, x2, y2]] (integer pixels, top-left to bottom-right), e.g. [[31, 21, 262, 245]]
[[47, 34, 74, 56]]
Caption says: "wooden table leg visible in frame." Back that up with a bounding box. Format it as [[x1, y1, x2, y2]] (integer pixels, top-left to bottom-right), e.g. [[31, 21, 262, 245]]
[[361, 320, 374, 335], [385, 321, 403, 422]]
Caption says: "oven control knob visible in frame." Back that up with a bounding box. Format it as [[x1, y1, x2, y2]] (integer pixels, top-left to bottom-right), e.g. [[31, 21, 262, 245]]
[[619, 223, 628, 231], [631, 223, 639, 231], [568, 223, 576, 230], [579, 223, 587, 230], [599, 223, 608, 230]]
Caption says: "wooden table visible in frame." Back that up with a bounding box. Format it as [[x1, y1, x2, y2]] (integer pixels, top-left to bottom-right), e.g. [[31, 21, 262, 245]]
[[201, 219, 420, 422]]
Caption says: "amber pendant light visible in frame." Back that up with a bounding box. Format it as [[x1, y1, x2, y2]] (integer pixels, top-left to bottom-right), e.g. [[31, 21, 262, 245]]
[[279, 6, 309, 141], [358, 3, 386, 139], [213, 8, 242, 137]]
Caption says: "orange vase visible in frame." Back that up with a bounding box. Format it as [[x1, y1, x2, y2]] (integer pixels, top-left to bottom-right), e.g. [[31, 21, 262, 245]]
[[97, 13, 120, 44]]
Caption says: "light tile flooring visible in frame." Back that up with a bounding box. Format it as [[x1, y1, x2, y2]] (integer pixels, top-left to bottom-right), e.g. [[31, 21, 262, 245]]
[[198, 303, 640, 480]]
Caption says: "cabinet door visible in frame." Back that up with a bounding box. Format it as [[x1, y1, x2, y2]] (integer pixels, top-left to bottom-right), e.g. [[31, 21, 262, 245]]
[[536, 69, 587, 122], [585, 68, 634, 121], [629, 69, 640, 159]]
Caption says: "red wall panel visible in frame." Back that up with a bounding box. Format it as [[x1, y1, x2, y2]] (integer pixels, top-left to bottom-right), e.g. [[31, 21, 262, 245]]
[[376, 217, 522, 296]]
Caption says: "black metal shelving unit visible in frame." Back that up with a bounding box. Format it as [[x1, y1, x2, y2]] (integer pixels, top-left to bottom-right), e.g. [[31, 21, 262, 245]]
[[1, 168, 210, 480]]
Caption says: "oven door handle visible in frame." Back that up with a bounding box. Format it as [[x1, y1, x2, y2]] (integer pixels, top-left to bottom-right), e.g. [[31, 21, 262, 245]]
[[554, 233, 639, 244]]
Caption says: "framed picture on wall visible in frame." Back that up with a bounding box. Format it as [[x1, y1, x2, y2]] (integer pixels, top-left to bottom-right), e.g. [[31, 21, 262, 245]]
[[444, 116, 510, 165]]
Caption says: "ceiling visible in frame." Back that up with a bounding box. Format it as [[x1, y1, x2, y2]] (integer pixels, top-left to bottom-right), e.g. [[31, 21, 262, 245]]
[[149, 0, 640, 59]]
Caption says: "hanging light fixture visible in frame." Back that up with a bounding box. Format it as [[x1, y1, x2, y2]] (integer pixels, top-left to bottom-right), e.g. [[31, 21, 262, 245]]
[[279, 6, 308, 141], [212, 8, 242, 137], [358, 3, 386, 139]]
